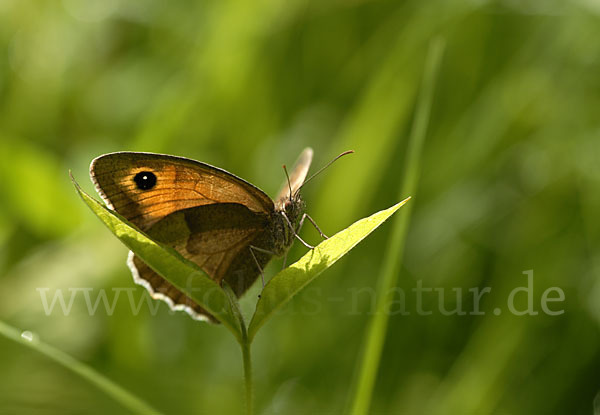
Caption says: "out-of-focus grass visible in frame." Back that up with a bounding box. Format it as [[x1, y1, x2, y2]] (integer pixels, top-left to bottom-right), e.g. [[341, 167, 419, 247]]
[[1, 1, 600, 414], [349, 37, 444, 415], [0, 320, 161, 415]]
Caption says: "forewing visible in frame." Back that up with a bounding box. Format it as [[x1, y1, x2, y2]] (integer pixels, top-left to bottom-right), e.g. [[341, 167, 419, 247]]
[[90, 152, 274, 230], [275, 147, 313, 208]]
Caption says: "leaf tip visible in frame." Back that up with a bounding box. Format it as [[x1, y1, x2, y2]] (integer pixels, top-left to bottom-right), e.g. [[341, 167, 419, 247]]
[[70, 170, 82, 189], [395, 196, 411, 209]]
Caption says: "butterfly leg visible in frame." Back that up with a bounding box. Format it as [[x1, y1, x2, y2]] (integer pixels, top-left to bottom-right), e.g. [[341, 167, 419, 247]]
[[294, 234, 315, 249], [281, 212, 315, 249], [301, 213, 329, 240], [249, 245, 277, 293]]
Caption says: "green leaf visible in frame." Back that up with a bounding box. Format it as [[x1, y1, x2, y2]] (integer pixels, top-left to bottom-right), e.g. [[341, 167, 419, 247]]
[[71, 174, 243, 341], [247, 198, 410, 341]]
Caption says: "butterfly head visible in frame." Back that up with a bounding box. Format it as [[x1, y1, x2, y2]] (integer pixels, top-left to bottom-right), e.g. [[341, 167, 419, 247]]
[[283, 190, 305, 229]]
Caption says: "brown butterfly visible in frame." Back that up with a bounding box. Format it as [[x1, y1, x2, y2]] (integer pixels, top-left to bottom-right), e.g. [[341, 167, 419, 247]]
[[90, 148, 345, 322]]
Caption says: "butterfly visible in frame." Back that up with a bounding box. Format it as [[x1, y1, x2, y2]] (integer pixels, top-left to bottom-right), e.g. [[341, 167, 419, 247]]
[[90, 148, 338, 322]]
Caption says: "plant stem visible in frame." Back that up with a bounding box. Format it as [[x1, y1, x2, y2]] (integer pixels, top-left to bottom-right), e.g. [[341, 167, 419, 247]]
[[223, 282, 254, 415], [348, 38, 445, 415], [241, 335, 253, 415]]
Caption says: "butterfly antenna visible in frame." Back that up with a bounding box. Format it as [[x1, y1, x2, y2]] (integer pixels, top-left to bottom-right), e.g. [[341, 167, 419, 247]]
[[282, 164, 293, 200], [295, 150, 354, 195]]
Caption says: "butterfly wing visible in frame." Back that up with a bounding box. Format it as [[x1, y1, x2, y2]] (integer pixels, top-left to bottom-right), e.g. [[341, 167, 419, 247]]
[[91, 152, 274, 229], [275, 147, 313, 209], [90, 152, 275, 321], [128, 203, 274, 322]]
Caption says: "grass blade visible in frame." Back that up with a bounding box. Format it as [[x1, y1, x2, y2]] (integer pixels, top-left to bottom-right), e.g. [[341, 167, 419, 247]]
[[248, 199, 410, 341], [0, 320, 163, 415], [349, 38, 445, 415]]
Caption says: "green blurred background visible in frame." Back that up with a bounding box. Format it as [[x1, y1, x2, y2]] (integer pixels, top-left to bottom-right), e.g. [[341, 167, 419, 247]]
[[1, 0, 599, 413]]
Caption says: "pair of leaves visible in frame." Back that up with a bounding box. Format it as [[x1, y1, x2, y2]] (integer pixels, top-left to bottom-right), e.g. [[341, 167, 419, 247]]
[[73, 177, 408, 343]]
